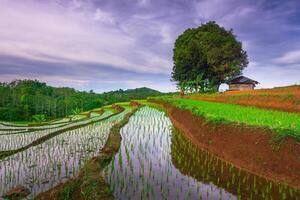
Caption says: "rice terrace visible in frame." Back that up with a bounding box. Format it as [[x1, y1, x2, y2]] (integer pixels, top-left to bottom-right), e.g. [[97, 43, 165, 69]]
[[1, 0, 300, 200]]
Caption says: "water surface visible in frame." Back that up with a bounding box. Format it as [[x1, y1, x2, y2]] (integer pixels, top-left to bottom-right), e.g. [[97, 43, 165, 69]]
[[103, 107, 300, 200], [103, 107, 236, 199], [0, 109, 131, 198]]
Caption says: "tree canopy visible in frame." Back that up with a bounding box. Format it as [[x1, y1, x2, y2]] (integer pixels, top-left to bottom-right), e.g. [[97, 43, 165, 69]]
[[172, 21, 248, 93], [0, 80, 161, 121]]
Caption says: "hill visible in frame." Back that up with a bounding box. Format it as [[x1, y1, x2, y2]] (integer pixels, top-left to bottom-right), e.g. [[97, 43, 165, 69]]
[[0, 80, 161, 121]]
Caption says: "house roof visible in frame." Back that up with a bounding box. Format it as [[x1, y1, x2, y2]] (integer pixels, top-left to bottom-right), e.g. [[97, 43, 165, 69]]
[[229, 76, 259, 85]]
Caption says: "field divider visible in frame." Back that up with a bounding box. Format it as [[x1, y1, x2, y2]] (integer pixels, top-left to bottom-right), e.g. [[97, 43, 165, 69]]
[[0, 120, 72, 129], [34, 105, 141, 200], [0, 110, 105, 133], [0, 108, 123, 160], [0, 113, 101, 135], [0, 122, 73, 134]]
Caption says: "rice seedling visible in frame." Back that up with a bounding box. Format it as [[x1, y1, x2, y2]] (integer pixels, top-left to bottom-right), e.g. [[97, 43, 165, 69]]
[[0, 110, 116, 157], [101, 106, 300, 199], [0, 109, 104, 133], [102, 107, 236, 199], [0, 108, 132, 198], [153, 97, 300, 140], [1, 104, 299, 199]]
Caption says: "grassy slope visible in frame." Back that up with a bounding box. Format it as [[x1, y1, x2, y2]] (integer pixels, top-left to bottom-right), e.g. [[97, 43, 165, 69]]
[[185, 86, 300, 113], [154, 97, 300, 140]]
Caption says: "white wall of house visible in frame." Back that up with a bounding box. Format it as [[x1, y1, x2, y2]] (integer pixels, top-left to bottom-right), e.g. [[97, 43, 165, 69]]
[[229, 84, 254, 91]]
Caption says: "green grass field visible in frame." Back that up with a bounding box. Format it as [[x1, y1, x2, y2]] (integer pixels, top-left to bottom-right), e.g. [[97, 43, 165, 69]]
[[154, 96, 300, 140]]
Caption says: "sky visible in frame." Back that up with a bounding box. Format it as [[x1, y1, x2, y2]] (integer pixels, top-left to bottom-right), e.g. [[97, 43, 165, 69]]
[[0, 0, 300, 92]]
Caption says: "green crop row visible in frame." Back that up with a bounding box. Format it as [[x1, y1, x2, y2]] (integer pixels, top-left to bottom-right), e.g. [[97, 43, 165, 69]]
[[152, 96, 300, 141]]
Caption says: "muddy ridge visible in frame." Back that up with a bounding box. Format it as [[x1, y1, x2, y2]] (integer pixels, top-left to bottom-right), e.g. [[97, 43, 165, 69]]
[[159, 102, 300, 189]]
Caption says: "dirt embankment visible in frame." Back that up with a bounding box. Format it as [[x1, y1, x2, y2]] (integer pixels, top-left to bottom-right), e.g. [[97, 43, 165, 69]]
[[185, 86, 300, 113], [129, 101, 142, 107], [111, 104, 123, 112], [160, 102, 300, 189]]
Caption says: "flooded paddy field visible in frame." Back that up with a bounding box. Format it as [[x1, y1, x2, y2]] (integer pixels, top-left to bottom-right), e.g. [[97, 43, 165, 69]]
[[103, 107, 300, 200], [0, 110, 114, 158], [171, 128, 300, 200], [0, 106, 299, 199], [0, 108, 131, 198]]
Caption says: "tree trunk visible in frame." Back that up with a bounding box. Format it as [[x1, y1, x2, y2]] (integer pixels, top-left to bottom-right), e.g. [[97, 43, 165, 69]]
[[180, 88, 185, 97], [216, 84, 221, 92]]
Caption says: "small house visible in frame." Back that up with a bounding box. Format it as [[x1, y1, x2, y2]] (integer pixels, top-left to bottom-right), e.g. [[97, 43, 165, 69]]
[[228, 76, 259, 91]]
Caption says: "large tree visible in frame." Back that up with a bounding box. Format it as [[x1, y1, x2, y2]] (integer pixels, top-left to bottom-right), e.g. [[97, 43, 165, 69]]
[[172, 21, 248, 93]]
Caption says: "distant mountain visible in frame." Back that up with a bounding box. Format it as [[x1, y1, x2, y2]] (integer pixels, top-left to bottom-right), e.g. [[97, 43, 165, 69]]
[[103, 87, 161, 96], [0, 80, 162, 121], [125, 87, 162, 94], [100, 87, 161, 105]]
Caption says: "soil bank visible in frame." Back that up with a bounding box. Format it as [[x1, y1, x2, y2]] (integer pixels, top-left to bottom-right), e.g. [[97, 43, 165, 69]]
[[158, 101, 300, 190]]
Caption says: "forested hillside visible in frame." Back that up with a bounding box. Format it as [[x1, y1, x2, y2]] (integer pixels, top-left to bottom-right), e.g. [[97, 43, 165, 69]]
[[0, 80, 161, 121]]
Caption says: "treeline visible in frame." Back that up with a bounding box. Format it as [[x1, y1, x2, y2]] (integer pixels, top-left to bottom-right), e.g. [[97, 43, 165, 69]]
[[0, 80, 161, 121]]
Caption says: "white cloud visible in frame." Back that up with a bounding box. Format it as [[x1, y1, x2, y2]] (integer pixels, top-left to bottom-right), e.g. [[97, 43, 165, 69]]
[[160, 25, 173, 44], [273, 50, 300, 64], [0, 74, 90, 89], [137, 0, 149, 7], [94, 8, 115, 24], [68, 0, 83, 10], [0, 0, 171, 75], [243, 62, 300, 88], [194, 0, 256, 28]]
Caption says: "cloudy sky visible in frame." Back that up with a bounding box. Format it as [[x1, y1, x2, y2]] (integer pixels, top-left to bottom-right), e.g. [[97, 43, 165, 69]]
[[0, 0, 299, 92]]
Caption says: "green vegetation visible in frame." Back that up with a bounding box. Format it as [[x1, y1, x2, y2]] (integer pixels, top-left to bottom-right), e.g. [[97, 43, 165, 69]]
[[0, 80, 161, 121], [61, 180, 81, 200], [172, 21, 248, 93], [153, 97, 300, 140], [31, 114, 46, 123]]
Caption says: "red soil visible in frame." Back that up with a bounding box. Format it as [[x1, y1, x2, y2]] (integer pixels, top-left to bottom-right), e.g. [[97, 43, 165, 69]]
[[185, 87, 300, 113], [130, 101, 142, 107], [111, 104, 123, 112], [227, 86, 300, 95], [161, 102, 300, 189]]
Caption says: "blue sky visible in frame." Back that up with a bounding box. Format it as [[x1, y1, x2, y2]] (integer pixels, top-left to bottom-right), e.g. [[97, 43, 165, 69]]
[[0, 0, 299, 92]]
